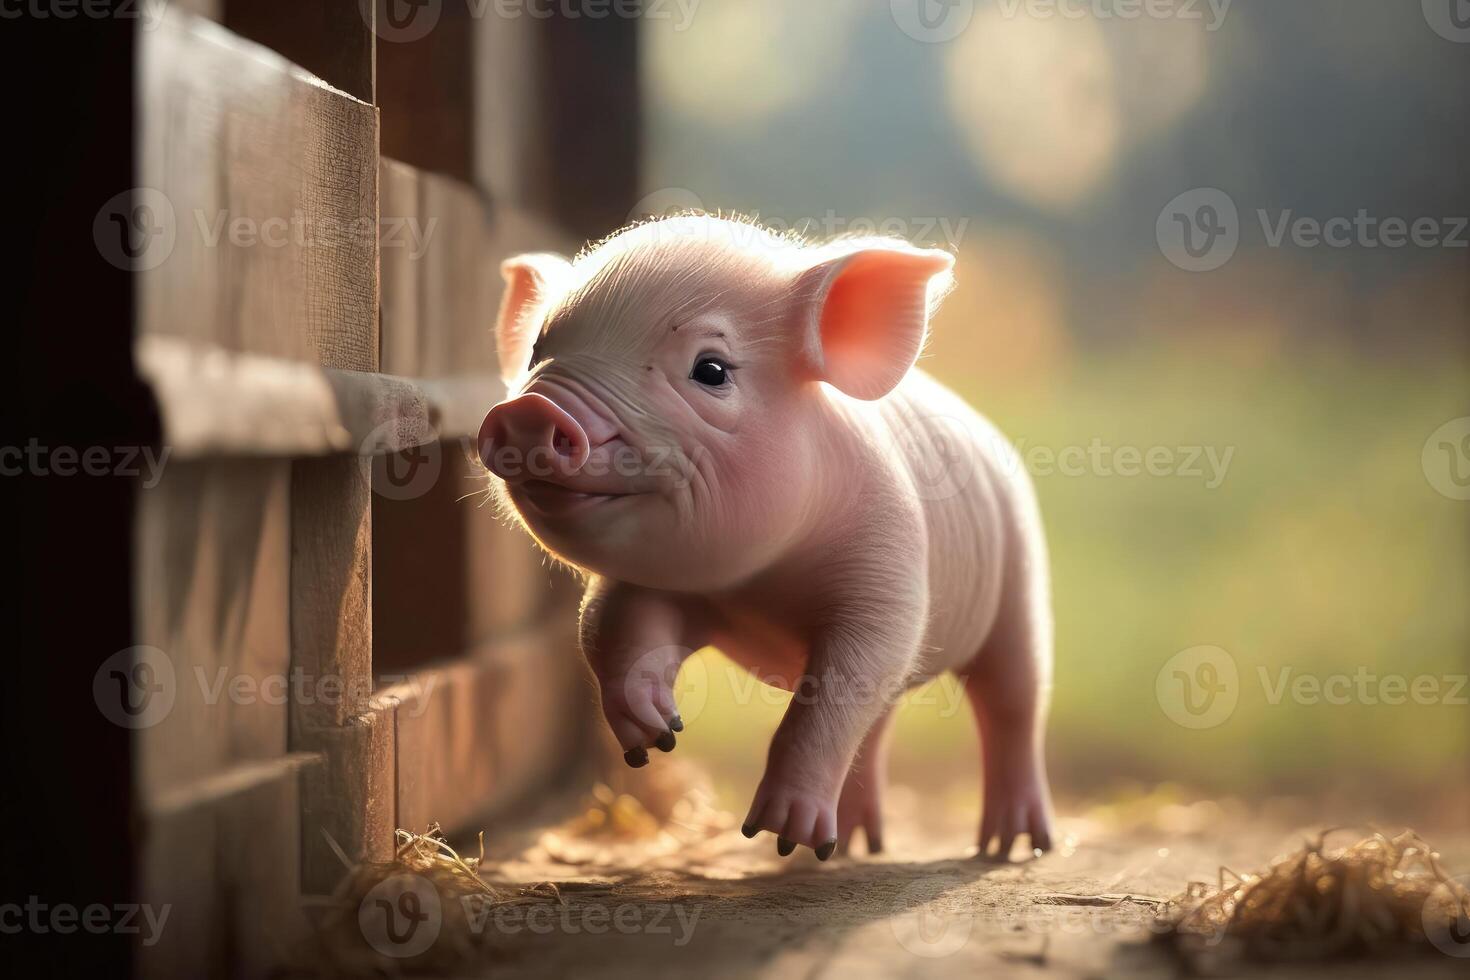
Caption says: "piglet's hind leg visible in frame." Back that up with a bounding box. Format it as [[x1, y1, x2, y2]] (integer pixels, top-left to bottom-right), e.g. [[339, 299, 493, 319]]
[[964, 579, 1055, 861], [835, 709, 894, 856]]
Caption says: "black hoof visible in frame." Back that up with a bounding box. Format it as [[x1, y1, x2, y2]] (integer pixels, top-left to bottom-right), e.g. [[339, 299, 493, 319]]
[[655, 730, 676, 752], [669, 714, 684, 732], [624, 747, 649, 768], [815, 839, 837, 862], [777, 837, 796, 857]]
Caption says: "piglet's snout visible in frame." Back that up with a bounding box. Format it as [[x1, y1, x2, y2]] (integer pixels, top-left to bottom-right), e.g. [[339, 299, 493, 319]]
[[479, 393, 590, 482]]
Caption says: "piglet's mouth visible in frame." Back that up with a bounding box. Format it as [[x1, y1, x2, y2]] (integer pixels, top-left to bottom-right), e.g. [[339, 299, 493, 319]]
[[514, 479, 646, 517]]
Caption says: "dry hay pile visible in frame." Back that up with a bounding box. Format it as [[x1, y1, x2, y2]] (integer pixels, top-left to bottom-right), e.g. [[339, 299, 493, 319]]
[[1157, 829, 1470, 967], [302, 824, 564, 975], [300, 778, 726, 975]]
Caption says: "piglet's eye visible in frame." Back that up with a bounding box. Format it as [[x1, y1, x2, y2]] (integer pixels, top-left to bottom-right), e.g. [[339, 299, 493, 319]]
[[689, 356, 731, 388]]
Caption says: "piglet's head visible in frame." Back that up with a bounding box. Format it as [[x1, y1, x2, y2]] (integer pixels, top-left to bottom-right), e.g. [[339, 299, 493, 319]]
[[478, 216, 953, 591]]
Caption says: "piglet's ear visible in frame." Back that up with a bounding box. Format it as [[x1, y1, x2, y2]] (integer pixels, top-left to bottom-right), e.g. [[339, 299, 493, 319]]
[[796, 246, 955, 400], [495, 253, 572, 385]]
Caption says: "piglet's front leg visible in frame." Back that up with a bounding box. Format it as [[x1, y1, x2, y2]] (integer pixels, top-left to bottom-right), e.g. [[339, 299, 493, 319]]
[[580, 579, 703, 767], [742, 611, 922, 862]]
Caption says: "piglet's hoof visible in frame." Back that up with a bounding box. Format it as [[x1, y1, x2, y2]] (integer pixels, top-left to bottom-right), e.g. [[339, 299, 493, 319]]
[[624, 747, 649, 768], [654, 730, 676, 752], [776, 837, 796, 857]]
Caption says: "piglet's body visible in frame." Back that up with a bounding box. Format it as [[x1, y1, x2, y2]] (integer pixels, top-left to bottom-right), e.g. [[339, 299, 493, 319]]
[[480, 216, 1054, 861]]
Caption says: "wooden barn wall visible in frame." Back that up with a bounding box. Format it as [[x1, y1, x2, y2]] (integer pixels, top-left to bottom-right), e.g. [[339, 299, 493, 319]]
[[132, 10, 382, 974], [114, 3, 642, 976]]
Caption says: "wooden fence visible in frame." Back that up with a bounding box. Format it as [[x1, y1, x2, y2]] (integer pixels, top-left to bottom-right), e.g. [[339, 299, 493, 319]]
[[3, 3, 640, 976]]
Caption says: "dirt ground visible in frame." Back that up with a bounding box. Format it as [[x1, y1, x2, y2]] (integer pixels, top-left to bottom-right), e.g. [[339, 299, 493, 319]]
[[398, 782, 1470, 980]]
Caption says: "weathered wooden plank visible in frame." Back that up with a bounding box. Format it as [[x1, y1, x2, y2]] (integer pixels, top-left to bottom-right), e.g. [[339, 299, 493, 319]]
[[379, 158, 575, 380], [373, 161, 574, 693], [290, 456, 374, 732], [379, 158, 423, 377], [383, 614, 584, 836], [141, 754, 315, 979], [134, 458, 293, 808], [419, 173, 495, 377], [475, 615, 587, 810], [139, 10, 377, 369], [298, 700, 398, 894], [137, 335, 500, 459], [388, 661, 492, 835]]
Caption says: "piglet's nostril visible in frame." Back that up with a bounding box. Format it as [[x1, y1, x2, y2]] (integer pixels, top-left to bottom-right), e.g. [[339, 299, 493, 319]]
[[478, 393, 590, 481]]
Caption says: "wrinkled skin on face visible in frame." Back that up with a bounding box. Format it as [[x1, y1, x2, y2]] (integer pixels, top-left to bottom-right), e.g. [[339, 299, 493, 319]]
[[482, 226, 825, 592], [480, 216, 1055, 863]]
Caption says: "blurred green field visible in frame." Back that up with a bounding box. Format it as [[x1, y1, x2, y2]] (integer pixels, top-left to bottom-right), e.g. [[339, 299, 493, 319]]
[[670, 347, 1470, 816]]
